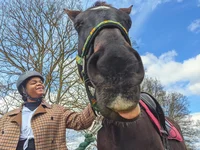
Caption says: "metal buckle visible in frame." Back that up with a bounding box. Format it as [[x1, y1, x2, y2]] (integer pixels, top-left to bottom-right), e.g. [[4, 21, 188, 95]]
[[160, 129, 170, 150], [88, 112, 103, 136], [160, 129, 168, 137]]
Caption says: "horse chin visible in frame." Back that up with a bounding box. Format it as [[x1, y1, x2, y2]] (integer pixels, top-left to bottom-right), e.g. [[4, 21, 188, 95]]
[[106, 101, 140, 120], [117, 104, 141, 120], [106, 100, 137, 112], [106, 93, 139, 111], [95, 86, 141, 121]]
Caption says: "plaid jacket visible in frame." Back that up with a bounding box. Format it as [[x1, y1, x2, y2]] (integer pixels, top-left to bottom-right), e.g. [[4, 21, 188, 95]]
[[0, 101, 95, 150]]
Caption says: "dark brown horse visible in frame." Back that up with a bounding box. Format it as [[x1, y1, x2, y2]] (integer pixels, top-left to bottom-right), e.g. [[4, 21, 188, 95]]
[[65, 1, 187, 150]]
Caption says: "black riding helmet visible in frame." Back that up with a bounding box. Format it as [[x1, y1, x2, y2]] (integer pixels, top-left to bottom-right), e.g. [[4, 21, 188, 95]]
[[17, 71, 44, 101]]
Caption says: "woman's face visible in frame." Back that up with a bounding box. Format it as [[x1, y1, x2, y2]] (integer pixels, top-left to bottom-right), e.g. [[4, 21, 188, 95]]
[[25, 77, 45, 100]]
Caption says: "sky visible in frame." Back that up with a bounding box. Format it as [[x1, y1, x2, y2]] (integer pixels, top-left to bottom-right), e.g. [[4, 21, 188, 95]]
[[82, 0, 200, 115]]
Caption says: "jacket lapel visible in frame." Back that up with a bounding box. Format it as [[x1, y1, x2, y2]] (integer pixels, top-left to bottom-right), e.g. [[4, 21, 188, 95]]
[[33, 101, 52, 116], [8, 101, 52, 125], [33, 104, 47, 116], [8, 108, 22, 126]]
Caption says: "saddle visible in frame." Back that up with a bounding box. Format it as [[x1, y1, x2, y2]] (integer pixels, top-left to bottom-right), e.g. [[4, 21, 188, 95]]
[[140, 92, 183, 149]]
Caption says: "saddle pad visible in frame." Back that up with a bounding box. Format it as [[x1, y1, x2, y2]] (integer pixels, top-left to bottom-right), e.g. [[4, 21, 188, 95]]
[[139, 100, 183, 142]]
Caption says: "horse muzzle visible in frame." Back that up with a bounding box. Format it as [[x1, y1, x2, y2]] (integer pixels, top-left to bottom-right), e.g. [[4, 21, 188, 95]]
[[87, 43, 144, 87]]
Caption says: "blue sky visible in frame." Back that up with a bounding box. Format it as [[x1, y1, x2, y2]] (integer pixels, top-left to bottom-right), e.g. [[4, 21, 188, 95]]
[[82, 0, 200, 114]]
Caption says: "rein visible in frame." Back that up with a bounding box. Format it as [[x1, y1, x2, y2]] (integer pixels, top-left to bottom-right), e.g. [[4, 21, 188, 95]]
[[76, 20, 132, 111]]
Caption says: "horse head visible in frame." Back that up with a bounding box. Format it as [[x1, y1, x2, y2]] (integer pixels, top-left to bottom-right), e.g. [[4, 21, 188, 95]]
[[65, 1, 145, 121]]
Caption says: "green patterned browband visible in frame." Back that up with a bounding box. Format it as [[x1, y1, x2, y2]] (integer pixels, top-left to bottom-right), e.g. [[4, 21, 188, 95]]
[[76, 20, 131, 66]]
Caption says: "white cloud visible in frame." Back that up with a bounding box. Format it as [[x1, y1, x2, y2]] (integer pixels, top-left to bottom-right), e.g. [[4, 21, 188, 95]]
[[188, 82, 200, 95], [188, 19, 200, 33], [191, 112, 200, 122], [141, 51, 200, 96]]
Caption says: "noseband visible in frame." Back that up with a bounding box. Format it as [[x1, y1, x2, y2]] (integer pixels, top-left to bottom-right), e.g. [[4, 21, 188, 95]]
[[76, 20, 131, 78], [76, 20, 132, 111]]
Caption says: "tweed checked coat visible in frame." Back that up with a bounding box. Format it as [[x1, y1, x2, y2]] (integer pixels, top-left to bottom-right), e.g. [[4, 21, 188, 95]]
[[0, 101, 96, 150]]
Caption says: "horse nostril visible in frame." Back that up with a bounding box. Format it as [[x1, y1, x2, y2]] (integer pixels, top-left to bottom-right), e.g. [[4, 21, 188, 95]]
[[87, 52, 104, 84], [96, 50, 131, 76], [87, 42, 145, 85]]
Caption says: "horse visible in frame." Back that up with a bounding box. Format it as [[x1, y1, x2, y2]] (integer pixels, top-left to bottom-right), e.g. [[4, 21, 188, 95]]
[[64, 1, 187, 150]]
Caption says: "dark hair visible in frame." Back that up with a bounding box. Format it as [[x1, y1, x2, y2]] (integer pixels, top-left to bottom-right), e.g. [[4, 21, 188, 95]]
[[91, 1, 112, 8]]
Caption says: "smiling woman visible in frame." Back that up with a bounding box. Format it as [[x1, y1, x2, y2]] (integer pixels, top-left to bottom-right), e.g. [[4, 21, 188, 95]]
[[16, 71, 45, 102], [24, 77, 45, 102], [0, 70, 96, 150]]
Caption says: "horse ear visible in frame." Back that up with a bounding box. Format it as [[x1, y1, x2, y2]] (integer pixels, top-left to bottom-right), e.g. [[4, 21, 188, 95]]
[[64, 9, 81, 22], [119, 5, 133, 14]]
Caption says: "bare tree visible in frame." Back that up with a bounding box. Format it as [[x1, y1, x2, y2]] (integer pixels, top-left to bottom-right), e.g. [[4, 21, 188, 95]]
[[0, 0, 87, 113], [140, 76, 166, 105], [141, 76, 200, 150], [163, 92, 189, 121]]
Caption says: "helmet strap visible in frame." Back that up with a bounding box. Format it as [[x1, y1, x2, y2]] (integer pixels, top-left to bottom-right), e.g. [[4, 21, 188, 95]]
[[22, 86, 43, 102]]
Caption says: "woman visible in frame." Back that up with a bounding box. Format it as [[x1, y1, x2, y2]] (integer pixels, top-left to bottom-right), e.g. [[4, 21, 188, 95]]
[[0, 70, 95, 150]]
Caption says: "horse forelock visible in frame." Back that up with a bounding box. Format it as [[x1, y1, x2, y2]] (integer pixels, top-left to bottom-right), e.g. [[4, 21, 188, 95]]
[[93, 1, 112, 7], [88, 1, 112, 10]]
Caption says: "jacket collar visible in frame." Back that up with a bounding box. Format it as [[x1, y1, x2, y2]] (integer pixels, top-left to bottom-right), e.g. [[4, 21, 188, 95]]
[[8, 100, 52, 126], [8, 100, 52, 116]]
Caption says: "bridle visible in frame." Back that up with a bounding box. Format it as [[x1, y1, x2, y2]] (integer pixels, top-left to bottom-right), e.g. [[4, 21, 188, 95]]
[[75, 20, 132, 111], [75, 20, 132, 150], [75, 20, 170, 150]]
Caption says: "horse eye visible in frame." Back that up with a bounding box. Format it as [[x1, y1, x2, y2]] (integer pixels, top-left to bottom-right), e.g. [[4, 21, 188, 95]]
[[123, 18, 132, 29], [75, 21, 84, 31], [127, 19, 132, 27]]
